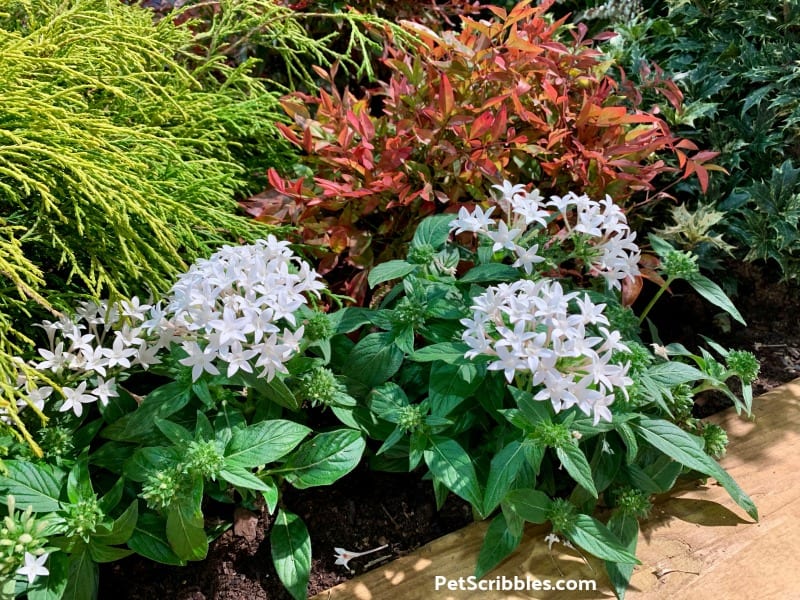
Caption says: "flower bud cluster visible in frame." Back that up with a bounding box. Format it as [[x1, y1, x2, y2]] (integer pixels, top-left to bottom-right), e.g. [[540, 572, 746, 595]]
[[0, 496, 49, 584], [461, 279, 632, 424]]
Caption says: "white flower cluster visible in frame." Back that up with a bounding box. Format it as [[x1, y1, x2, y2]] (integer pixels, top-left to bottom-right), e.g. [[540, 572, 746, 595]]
[[166, 236, 324, 382], [17, 237, 324, 418], [461, 279, 632, 424], [448, 182, 640, 289]]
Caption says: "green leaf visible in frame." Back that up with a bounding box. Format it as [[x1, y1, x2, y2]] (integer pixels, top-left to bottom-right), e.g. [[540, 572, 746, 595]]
[[0, 461, 65, 513], [155, 418, 193, 445], [220, 466, 272, 492], [460, 263, 520, 283], [483, 441, 526, 515], [605, 511, 639, 600], [283, 430, 365, 488], [345, 332, 405, 389], [270, 509, 311, 600], [62, 546, 98, 600], [166, 486, 208, 561], [88, 543, 134, 563], [261, 476, 279, 514], [27, 551, 69, 600], [616, 423, 639, 464], [224, 420, 311, 469], [634, 417, 757, 520], [428, 362, 481, 417], [475, 513, 522, 579], [645, 361, 707, 386], [685, 272, 746, 325], [502, 488, 552, 524], [123, 446, 181, 483], [411, 214, 454, 249], [410, 342, 470, 364], [368, 260, 417, 287], [424, 437, 482, 514], [93, 500, 138, 546], [128, 513, 185, 566], [101, 381, 190, 443], [562, 514, 639, 564], [510, 387, 552, 425], [66, 458, 93, 505], [556, 443, 598, 498]]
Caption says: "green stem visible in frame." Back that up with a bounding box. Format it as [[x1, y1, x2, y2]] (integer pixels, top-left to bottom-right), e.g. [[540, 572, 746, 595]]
[[638, 276, 675, 325]]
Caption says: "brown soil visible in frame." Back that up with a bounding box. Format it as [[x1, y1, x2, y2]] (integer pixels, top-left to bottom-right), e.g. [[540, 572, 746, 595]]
[[98, 261, 800, 600]]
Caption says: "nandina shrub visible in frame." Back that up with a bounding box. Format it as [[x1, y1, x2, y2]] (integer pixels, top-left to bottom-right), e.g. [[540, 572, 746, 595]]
[[249, 0, 718, 303]]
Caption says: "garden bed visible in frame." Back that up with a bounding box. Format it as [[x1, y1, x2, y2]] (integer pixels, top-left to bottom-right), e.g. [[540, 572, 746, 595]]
[[312, 377, 800, 599]]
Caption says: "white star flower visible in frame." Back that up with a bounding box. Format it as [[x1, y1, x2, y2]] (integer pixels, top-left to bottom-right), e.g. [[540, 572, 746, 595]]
[[16, 552, 49, 584]]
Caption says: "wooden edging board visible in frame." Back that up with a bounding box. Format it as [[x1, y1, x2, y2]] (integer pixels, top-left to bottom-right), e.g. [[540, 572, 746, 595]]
[[312, 378, 800, 600]]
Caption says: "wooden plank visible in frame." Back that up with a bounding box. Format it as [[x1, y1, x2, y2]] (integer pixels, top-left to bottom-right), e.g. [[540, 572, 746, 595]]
[[313, 379, 800, 600]]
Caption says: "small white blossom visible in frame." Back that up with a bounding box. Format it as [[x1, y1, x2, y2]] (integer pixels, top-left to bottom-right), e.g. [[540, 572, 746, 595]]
[[16, 552, 49, 584]]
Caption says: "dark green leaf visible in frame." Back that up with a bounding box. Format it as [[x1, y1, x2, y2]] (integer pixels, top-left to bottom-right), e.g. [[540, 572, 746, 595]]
[[220, 466, 271, 492], [685, 273, 746, 325], [93, 500, 137, 546], [283, 430, 365, 488], [475, 513, 522, 579], [155, 418, 193, 445], [166, 486, 208, 561], [424, 437, 482, 514], [634, 417, 757, 520], [502, 488, 552, 524], [428, 362, 481, 417], [0, 461, 65, 513], [224, 420, 310, 469], [411, 214, 454, 249], [410, 342, 470, 364], [128, 513, 185, 566], [460, 263, 520, 283], [368, 260, 417, 287], [345, 332, 405, 389], [483, 441, 526, 515], [270, 510, 311, 600], [556, 443, 598, 499], [605, 511, 639, 600], [62, 546, 98, 600], [563, 514, 639, 564], [66, 459, 93, 505], [88, 543, 134, 563], [646, 361, 707, 386]]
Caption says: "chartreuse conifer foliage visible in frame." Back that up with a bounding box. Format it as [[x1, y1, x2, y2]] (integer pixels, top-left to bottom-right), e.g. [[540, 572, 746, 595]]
[[0, 0, 302, 450]]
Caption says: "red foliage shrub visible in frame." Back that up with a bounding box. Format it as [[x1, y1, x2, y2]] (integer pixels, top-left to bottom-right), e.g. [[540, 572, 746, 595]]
[[244, 0, 719, 303]]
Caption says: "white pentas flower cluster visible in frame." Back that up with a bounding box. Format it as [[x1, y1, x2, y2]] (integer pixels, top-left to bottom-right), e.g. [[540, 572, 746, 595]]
[[18, 236, 324, 418], [165, 236, 324, 381], [448, 182, 640, 289], [461, 279, 633, 424]]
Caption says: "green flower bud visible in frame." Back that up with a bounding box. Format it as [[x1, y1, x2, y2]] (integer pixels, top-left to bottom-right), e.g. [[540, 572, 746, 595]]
[[532, 421, 572, 449], [141, 470, 179, 510], [661, 250, 699, 280], [547, 498, 577, 533], [397, 405, 424, 433], [669, 383, 694, 421], [703, 423, 729, 459], [304, 311, 334, 342], [393, 297, 426, 329], [296, 367, 343, 407], [612, 487, 652, 519], [64, 497, 103, 541], [726, 350, 760, 384], [185, 440, 224, 480], [407, 243, 437, 265]]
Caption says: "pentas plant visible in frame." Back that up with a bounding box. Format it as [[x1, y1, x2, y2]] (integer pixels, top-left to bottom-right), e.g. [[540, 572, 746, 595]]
[[0, 238, 365, 600], [347, 181, 759, 597]]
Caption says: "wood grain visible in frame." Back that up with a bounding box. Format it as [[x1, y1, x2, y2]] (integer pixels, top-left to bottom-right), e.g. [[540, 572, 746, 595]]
[[312, 379, 800, 600]]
